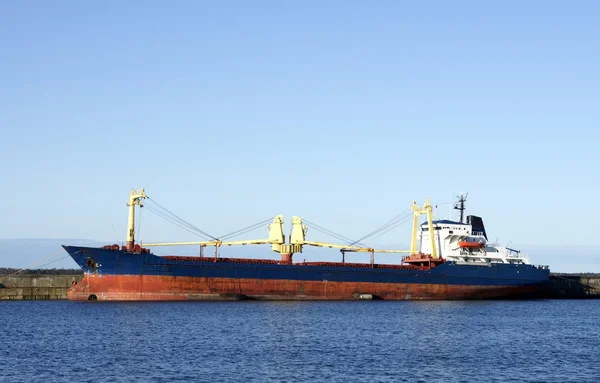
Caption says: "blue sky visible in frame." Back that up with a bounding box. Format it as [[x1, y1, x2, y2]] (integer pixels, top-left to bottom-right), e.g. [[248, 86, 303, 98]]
[[1, 1, 599, 270]]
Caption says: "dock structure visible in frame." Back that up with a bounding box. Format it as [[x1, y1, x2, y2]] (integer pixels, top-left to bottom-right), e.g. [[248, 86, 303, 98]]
[[0, 272, 599, 300], [0, 273, 83, 300]]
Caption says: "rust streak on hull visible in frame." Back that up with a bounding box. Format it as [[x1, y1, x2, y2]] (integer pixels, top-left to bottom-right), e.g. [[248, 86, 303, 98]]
[[68, 274, 542, 301]]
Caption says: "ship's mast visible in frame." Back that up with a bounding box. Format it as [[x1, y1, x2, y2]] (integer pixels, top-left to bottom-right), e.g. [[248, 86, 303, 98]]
[[409, 199, 438, 258], [454, 193, 468, 223], [424, 199, 438, 259], [126, 188, 147, 251]]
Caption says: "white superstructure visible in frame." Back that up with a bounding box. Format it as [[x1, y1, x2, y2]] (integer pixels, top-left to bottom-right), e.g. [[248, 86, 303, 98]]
[[419, 217, 530, 265]]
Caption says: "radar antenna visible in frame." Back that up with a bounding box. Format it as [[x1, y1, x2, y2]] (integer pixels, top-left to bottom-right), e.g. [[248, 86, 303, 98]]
[[453, 192, 468, 223]]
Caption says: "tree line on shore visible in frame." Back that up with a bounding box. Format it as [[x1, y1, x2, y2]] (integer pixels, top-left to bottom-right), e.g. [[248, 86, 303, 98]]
[[0, 268, 83, 275]]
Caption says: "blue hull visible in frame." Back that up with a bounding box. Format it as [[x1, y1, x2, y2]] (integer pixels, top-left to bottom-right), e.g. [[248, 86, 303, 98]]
[[64, 246, 549, 288]]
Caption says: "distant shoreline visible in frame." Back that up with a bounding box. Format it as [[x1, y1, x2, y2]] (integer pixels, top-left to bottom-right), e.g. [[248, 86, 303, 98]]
[[0, 268, 83, 276]]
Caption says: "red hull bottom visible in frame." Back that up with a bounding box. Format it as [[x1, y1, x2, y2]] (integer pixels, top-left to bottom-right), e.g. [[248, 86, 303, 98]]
[[68, 275, 542, 301]]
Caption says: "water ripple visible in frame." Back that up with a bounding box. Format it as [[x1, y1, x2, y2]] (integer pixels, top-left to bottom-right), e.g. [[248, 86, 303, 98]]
[[1, 300, 599, 382]]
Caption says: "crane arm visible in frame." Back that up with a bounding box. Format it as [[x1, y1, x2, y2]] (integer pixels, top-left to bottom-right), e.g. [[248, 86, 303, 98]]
[[143, 239, 271, 247], [302, 241, 410, 253], [143, 241, 218, 247], [302, 241, 364, 250], [339, 248, 412, 254]]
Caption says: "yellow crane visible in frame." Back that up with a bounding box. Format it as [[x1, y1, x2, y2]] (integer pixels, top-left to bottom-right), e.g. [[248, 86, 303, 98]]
[[130, 186, 439, 264], [126, 188, 147, 251], [410, 199, 438, 258]]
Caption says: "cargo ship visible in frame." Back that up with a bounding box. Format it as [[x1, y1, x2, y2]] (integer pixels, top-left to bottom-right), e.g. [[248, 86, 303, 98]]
[[63, 189, 549, 301]]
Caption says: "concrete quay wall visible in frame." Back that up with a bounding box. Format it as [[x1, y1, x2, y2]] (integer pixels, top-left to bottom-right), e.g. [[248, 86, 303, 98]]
[[0, 275, 83, 300]]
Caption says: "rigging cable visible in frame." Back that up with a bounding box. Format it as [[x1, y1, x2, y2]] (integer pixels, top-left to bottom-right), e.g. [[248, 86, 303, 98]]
[[136, 204, 143, 243], [144, 204, 216, 241], [146, 199, 218, 240], [348, 209, 412, 246], [144, 199, 218, 241], [145, 199, 217, 240], [364, 214, 414, 244], [218, 217, 275, 241], [9, 250, 68, 276], [34, 255, 72, 269], [357, 202, 456, 246], [302, 219, 370, 248]]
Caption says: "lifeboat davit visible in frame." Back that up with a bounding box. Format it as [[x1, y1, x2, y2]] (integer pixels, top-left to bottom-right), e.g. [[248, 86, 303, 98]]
[[458, 241, 485, 249]]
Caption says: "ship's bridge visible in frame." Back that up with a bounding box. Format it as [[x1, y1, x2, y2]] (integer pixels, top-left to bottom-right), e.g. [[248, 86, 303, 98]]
[[419, 219, 529, 265], [420, 220, 471, 233]]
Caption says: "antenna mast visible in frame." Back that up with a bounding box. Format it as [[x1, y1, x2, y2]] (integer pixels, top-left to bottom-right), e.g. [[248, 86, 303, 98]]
[[453, 193, 468, 223]]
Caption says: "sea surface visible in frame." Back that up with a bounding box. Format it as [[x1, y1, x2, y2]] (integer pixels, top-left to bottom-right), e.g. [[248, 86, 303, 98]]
[[1, 300, 599, 382]]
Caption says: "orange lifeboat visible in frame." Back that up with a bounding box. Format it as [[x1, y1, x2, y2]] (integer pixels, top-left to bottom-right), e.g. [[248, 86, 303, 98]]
[[458, 241, 485, 249]]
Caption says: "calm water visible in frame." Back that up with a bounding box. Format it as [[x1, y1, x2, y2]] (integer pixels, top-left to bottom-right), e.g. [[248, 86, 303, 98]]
[[1, 300, 599, 382]]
